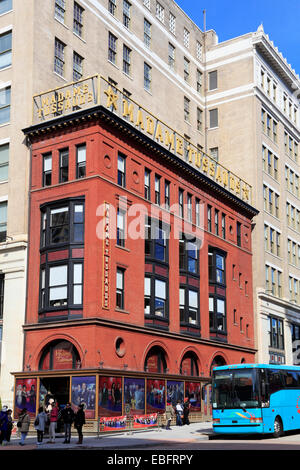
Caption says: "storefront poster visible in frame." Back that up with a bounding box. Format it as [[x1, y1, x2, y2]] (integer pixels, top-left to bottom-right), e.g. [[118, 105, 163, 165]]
[[133, 413, 157, 428], [123, 377, 145, 415], [146, 379, 165, 413], [166, 380, 184, 406], [98, 376, 122, 417], [71, 376, 96, 419], [185, 381, 201, 410], [14, 378, 37, 418], [100, 416, 127, 431]]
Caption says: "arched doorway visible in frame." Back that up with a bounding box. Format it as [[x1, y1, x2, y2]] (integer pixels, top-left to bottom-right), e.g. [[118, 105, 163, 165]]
[[144, 346, 167, 373]]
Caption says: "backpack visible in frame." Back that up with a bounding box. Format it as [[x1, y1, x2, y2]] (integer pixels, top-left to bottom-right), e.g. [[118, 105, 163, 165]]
[[34, 416, 39, 426]]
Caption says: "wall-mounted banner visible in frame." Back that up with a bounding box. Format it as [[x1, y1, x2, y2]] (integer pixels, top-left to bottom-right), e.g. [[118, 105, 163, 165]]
[[32, 75, 252, 204]]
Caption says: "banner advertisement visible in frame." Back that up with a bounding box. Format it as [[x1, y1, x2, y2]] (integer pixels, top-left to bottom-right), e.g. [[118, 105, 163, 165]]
[[146, 379, 165, 413], [133, 413, 158, 428], [14, 378, 37, 418], [71, 375, 96, 419], [185, 381, 201, 411], [123, 377, 145, 415], [98, 376, 122, 417], [100, 415, 127, 431]]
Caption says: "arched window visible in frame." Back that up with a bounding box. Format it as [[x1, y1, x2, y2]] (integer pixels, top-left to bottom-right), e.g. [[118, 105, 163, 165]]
[[144, 346, 167, 373], [210, 355, 226, 376], [39, 340, 80, 370], [180, 352, 199, 376]]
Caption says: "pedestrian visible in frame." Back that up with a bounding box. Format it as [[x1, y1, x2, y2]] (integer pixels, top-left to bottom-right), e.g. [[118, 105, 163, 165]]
[[183, 398, 190, 425], [6, 409, 13, 444], [0, 406, 8, 446], [74, 403, 85, 444], [61, 402, 75, 443], [34, 406, 48, 445], [175, 400, 183, 426], [48, 401, 58, 443], [165, 402, 175, 430], [17, 408, 30, 446]]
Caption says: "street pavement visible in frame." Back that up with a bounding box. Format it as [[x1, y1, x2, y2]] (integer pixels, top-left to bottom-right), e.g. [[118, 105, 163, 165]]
[[0, 421, 213, 451]]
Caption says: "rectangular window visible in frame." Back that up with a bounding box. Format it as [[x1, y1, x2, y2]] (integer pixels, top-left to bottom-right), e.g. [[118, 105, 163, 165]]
[[156, 2, 164, 22], [155, 175, 161, 205], [164, 180, 170, 210], [179, 235, 198, 274], [108, 0, 116, 15], [54, 38, 65, 76], [108, 32, 117, 64], [183, 28, 190, 48], [123, 45, 131, 75], [207, 205, 212, 232], [73, 263, 83, 305], [0, 143, 8, 181], [215, 209, 219, 236], [43, 153, 52, 187], [196, 69, 202, 93], [117, 208, 125, 247], [55, 0, 65, 22], [209, 108, 218, 128], [0, 201, 7, 242], [144, 168, 151, 200], [155, 279, 166, 317], [76, 144, 86, 178], [269, 317, 284, 350], [184, 96, 190, 122], [116, 268, 124, 309], [59, 148, 69, 183], [74, 2, 84, 37], [179, 188, 184, 218], [0, 0, 12, 15], [123, 0, 131, 28], [196, 41, 202, 60], [144, 18, 151, 48], [73, 51, 83, 81], [49, 265, 68, 307], [50, 207, 69, 244], [237, 222, 241, 247], [169, 12, 176, 34], [209, 70, 217, 90], [168, 43, 175, 69], [118, 153, 126, 187], [144, 276, 151, 315], [180, 287, 199, 325], [187, 193, 192, 222], [144, 62, 151, 91], [184, 57, 189, 82], [221, 213, 226, 239], [0, 30, 11, 69], [0, 85, 10, 124], [197, 107, 203, 131]]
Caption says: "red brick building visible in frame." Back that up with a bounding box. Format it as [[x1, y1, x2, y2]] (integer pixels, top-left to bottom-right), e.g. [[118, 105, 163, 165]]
[[14, 79, 258, 426]]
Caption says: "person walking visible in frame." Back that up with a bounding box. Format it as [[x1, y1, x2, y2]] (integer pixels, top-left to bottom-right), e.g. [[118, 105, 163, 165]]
[[0, 406, 8, 446], [183, 398, 190, 425], [18, 408, 30, 446], [48, 401, 58, 443], [34, 406, 48, 445], [165, 402, 175, 430], [175, 400, 183, 426], [61, 403, 75, 443], [74, 403, 85, 444]]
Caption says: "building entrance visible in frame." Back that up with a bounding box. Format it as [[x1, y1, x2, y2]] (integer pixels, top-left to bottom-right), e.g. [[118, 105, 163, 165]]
[[39, 376, 70, 433]]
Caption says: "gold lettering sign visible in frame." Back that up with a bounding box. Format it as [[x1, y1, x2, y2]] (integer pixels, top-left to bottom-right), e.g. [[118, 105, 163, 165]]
[[33, 75, 252, 205]]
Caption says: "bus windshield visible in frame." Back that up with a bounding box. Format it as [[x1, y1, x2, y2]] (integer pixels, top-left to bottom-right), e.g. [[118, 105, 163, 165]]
[[212, 368, 260, 409]]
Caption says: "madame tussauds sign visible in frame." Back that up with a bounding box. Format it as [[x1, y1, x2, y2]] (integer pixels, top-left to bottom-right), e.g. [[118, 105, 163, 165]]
[[33, 75, 252, 204]]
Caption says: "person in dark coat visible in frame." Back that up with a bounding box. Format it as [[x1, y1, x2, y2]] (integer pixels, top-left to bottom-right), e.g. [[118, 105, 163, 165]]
[[61, 403, 75, 443], [183, 398, 190, 425], [74, 403, 85, 444], [0, 406, 8, 445]]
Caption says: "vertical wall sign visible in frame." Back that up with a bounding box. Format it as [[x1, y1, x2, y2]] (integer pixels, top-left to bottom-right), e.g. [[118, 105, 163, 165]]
[[102, 202, 110, 309]]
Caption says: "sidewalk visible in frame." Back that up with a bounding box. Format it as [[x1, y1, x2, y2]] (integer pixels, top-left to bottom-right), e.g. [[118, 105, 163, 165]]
[[1, 421, 213, 451]]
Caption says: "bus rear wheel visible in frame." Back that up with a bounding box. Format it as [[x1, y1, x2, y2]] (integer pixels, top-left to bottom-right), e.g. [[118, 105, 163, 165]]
[[273, 417, 283, 438]]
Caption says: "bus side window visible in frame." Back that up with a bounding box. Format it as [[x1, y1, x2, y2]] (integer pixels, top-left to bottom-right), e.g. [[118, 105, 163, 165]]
[[268, 369, 282, 394]]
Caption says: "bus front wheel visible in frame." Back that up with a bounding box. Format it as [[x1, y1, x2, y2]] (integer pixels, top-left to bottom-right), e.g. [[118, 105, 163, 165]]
[[273, 417, 283, 438]]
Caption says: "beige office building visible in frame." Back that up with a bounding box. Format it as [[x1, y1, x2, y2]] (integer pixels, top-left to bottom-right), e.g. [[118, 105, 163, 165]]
[[0, 0, 299, 407]]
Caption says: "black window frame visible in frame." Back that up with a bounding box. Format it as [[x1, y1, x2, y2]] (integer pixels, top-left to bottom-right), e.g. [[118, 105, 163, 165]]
[[144, 273, 169, 322], [59, 148, 69, 183], [208, 247, 227, 337], [42, 153, 52, 187], [145, 216, 169, 264], [116, 267, 125, 310], [117, 152, 126, 187], [76, 143, 86, 179], [179, 285, 199, 327]]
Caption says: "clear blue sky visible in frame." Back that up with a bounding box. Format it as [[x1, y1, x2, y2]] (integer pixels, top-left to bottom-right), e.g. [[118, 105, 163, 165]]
[[176, 0, 300, 76]]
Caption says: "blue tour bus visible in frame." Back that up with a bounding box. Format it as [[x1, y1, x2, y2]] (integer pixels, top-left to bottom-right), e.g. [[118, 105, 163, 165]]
[[211, 363, 300, 437]]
